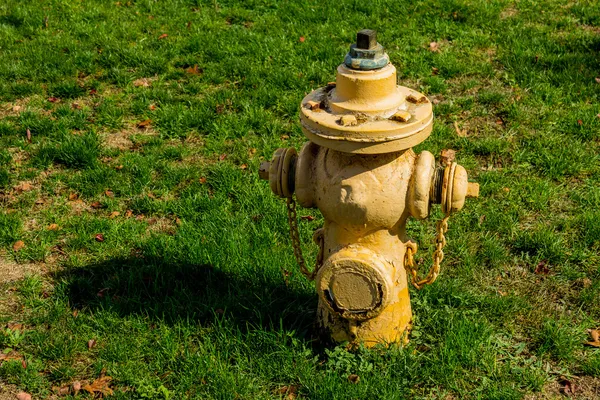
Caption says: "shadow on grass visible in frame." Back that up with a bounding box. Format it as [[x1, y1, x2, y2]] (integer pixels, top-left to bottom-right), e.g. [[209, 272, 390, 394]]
[[52, 255, 318, 341]]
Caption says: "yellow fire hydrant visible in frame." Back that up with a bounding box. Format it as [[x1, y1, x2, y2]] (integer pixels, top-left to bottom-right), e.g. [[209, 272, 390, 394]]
[[259, 30, 479, 346]]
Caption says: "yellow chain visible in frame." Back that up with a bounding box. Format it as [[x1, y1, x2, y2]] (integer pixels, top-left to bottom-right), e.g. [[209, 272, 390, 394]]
[[285, 197, 324, 280], [404, 213, 450, 290]]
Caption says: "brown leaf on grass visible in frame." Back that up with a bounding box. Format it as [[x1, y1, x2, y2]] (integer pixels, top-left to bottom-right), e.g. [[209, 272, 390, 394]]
[[48, 97, 60, 103], [348, 374, 360, 384], [199, 177, 207, 184], [68, 193, 79, 201], [534, 260, 550, 275], [186, 64, 202, 75], [26, 128, 31, 143], [429, 41, 440, 52], [186, 21, 192, 30], [14, 182, 34, 193], [105, 190, 114, 198], [35, 198, 45, 205], [158, 33, 168, 40], [83, 376, 114, 396], [47, 223, 59, 231], [133, 78, 151, 87], [277, 385, 299, 399], [560, 377, 575, 396], [239, 164, 248, 170], [595, 77, 600, 84], [440, 149, 456, 165], [109, 211, 120, 218], [431, 67, 439, 75], [71, 102, 82, 110], [72, 309, 79, 318], [219, 154, 227, 161], [585, 329, 600, 347], [148, 103, 157, 110], [91, 201, 103, 209], [54, 385, 71, 396], [280, 134, 290, 140], [7, 322, 23, 331], [299, 36, 305, 43], [13, 105, 22, 112], [88, 339, 96, 349], [16, 393, 32, 400], [12, 240, 25, 252], [0, 350, 23, 362], [94, 234, 105, 242], [453, 121, 467, 137], [72, 381, 81, 395], [97, 288, 109, 297], [300, 215, 315, 221], [137, 119, 152, 129], [125, 210, 133, 218]]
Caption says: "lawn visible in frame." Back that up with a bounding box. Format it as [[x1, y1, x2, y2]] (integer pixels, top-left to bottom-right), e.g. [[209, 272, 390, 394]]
[[0, 0, 599, 398]]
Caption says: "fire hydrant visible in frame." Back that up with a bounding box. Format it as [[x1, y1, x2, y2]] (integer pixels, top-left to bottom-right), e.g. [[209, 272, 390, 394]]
[[259, 30, 479, 346]]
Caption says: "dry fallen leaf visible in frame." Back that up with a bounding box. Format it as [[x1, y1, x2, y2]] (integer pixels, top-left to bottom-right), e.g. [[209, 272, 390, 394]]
[[277, 385, 299, 399], [47, 223, 59, 231], [90, 201, 103, 209], [54, 385, 70, 396], [348, 374, 360, 384], [109, 211, 120, 218], [431, 67, 439, 75], [133, 78, 150, 87], [137, 119, 152, 129], [94, 234, 105, 242], [453, 121, 467, 137], [83, 376, 113, 396], [68, 193, 79, 201], [14, 182, 34, 193], [300, 215, 315, 221], [16, 393, 32, 400], [535, 260, 550, 275], [560, 377, 575, 397], [595, 77, 600, 84], [299, 36, 305, 43], [48, 97, 59, 103], [219, 154, 227, 161], [280, 134, 290, 140], [72, 381, 81, 395], [429, 41, 440, 52], [105, 190, 114, 198], [239, 164, 248, 170], [12, 240, 25, 252], [199, 177, 207, 184], [158, 33, 168, 40], [26, 128, 31, 143], [585, 328, 600, 347], [125, 210, 133, 218], [148, 103, 157, 110], [13, 105, 22, 112], [7, 322, 23, 331], [88, 339, 97, 349], [185, 64, 202, 75]]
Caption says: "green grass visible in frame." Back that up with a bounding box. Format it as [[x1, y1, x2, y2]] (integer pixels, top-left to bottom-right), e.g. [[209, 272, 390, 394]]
[[0, 0, 599, 398]]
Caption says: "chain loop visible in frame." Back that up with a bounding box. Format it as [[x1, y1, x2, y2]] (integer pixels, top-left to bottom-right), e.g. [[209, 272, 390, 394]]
[[404, 213, 451, 290], [286, 196, 323, 280]]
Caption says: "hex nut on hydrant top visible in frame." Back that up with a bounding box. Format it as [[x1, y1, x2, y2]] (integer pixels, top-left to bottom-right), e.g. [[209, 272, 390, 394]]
[[259, 30, 479, 346]]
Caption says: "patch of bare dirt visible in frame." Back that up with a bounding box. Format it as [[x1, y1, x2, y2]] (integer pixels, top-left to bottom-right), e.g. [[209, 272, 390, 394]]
[[526, 376, 600, 399], [500, 5, 518, 19], [102, 130, 134, 150], [0, 384, 21, 400]]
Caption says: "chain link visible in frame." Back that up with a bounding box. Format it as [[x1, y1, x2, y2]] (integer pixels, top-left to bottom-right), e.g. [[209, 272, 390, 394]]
[[286, 196, 323, 280], [404, 213, 451, 290]]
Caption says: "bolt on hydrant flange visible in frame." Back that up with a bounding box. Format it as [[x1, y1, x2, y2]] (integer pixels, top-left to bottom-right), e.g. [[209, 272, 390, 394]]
[[260, 30, 479, 347]]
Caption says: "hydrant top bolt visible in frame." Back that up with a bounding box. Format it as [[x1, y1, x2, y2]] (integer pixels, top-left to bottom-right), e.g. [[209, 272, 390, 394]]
[[356, 29, 377, 50]]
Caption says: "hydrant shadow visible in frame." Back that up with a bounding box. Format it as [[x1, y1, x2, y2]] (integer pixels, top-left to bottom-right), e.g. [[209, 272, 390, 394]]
[[52, 256, 318, 342]]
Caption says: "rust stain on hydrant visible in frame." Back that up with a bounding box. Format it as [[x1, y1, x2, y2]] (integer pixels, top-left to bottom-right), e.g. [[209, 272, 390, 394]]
[[260, 30, 479, 347]]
